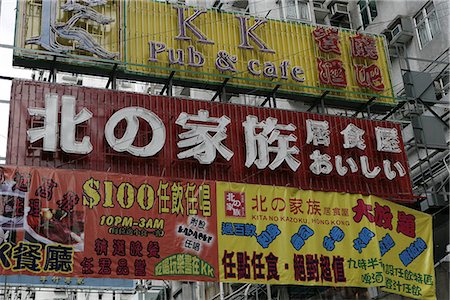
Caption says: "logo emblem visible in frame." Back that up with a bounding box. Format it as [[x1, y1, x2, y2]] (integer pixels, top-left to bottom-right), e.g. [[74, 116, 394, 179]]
[[27, 0, 117, 59], [225, 191, 245, 217]]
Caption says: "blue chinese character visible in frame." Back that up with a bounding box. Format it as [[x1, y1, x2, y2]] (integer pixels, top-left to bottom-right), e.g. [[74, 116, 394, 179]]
[[244, 224, 257, 236], [379, 240, 388, 256], [415, 238, 427, 253], [384, 234, 395, 249], [298, 225, 314, 240], [407, 244, 421, 258], [221, 222, 234, 235], [353, 238, 363, 253], [323, 236, 335, 251], [290, 233, 305, 251], [329, 226, 344, 242], [399, 249, 413, 266], [234, 223, 245, 236], [266, 224, 281, 239], [359, 227, 375, 245], [256, 224, 280, 248], [257, 231, 272, 248], [379, 233, 395, 256]]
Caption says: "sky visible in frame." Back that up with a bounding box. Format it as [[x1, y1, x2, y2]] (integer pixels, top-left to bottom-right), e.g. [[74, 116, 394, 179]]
[[0, 0, 32, 162]]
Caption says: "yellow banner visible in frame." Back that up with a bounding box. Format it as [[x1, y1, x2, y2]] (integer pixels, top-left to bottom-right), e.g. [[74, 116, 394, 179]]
[[217, 182, 435, 299], [125, 1, 394, 103]]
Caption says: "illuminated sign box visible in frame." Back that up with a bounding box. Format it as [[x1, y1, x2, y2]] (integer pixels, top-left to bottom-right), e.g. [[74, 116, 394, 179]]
[[14, 0, 395, 109], [8, 80, 413, 202]]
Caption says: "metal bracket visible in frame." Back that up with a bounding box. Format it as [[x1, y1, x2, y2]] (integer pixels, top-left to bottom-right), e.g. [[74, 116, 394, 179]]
[[211, 78, 230, 102], [260, 84, 281, 108], [417, 97, 450, 129], [352, 96, 376, 118], [105, 63, 118, 89], [382, 100, 409, 120], [307, 91, 329, 112], [160, 71, 176, 96], [0, 75, 14, 81], [48, 56, 57, 83]]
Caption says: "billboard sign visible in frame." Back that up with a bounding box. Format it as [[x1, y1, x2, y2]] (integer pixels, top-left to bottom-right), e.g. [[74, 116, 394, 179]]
[[14, 1, 395, 107], [8, 80, 413, 202], [0, 166, 435, 299]]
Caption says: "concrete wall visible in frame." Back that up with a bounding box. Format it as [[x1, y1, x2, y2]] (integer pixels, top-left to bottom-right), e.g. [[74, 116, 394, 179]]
[[364, 0, 449, 90]]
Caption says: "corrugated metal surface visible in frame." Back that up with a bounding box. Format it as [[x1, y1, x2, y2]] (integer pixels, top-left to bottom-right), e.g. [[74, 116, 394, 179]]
[[15, 0, 394, 105], [124, 1, 394, 103], [7, 80, 413, 202]]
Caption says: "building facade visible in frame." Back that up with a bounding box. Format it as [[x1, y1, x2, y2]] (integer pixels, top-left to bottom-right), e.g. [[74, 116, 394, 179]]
[[0, 0, 448, 299]]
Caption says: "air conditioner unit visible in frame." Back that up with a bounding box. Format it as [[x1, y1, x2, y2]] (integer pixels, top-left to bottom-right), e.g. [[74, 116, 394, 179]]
[[391, 24, 402, 39], [331, 3, 348, 15], [313, 2, 323, 8], [387, 16, 414, 45], [314, 1, 329, 20], [232, 0, 248, 9], [389, 22, 414, 44], [61, 75, 78, 83]]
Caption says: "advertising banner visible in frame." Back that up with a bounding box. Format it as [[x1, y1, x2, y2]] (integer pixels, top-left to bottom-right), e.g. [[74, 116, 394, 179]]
[[14, 0, 395, 106], [0, 166, 435, 299], [8, 80, 413, 202], [217, 182, 435, 299], [0, 166, 218, 282]]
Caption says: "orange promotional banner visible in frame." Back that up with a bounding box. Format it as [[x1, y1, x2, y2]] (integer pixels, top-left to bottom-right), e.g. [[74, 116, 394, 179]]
[[0, 166, 218, 281]]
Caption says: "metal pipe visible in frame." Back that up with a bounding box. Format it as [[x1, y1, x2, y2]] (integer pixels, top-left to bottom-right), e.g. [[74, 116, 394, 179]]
[[413, 167, 449, 193], [219, 282, 224, 300], [266, 285, 272, 300], [223, 283, 251, 300], [244, 284, 252, 300], [410, 150, 449, 179]]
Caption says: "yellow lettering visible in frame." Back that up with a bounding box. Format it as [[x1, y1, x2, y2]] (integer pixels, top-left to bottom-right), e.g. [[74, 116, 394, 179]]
[[122, 216, 133, 227], [137, 183, 155, 210], [158, 180, 170, 213], [186, 183, 198, 215], [82, 178, 100, 208], [103, 181, 115, 208], [200, 184, 211, 217], [153, 219, 165, 229], [117, 182, 134, 209]]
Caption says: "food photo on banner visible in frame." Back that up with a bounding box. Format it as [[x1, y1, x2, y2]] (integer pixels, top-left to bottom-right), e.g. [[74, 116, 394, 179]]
[[0, 166, 436, 299]]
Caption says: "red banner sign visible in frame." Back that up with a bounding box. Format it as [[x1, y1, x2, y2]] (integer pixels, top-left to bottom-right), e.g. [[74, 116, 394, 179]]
[[0, 166, 218, 280], [7, 80, 413, 202]]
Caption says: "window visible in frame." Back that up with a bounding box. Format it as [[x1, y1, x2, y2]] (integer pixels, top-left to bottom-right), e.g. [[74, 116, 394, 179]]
[[359, 0, 377, 28], [280, 0, 310, 22], [414, 1, 441, 48], [434, 71, 449, 100]]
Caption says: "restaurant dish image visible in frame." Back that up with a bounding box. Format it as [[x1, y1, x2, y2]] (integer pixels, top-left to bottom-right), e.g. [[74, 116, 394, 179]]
[[0, 181, 25, 245], [24, 193, 85, 252]]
